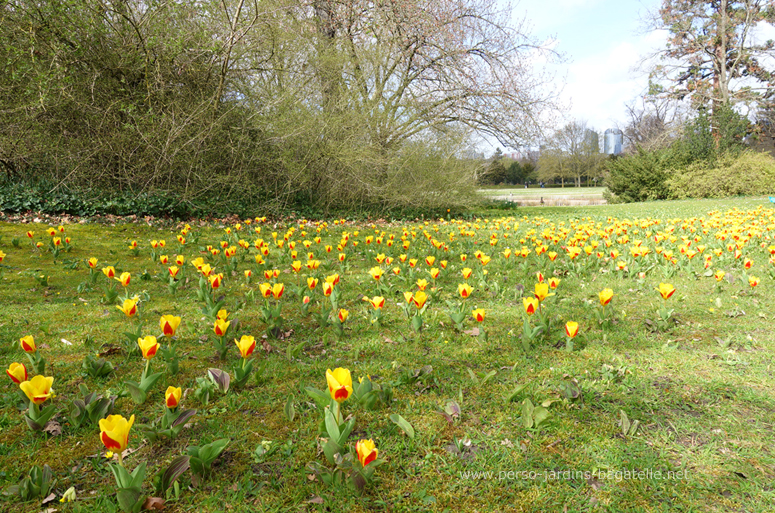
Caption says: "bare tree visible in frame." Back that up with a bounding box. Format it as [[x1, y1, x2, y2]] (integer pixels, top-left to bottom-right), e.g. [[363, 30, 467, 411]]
[[538, 121, 603, 187]]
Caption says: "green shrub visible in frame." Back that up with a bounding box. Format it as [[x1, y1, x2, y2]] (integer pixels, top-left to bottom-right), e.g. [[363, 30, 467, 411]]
[[667, 151, 775, 199], [604, 148, 672, 202]]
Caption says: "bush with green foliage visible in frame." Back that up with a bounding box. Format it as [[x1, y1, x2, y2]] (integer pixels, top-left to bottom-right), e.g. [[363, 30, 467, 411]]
[[604, 148, 673, 203], [606, 103, 751, 202], [666, 151, 775, 199]]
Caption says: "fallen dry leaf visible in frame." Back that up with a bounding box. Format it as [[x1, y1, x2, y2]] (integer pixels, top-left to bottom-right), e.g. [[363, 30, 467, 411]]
[[142, 497, 166, 510]]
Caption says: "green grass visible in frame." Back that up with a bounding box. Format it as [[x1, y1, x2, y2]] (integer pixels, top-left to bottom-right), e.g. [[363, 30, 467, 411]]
[[1, 197, 775, 512], [478, 186, 605, 198]]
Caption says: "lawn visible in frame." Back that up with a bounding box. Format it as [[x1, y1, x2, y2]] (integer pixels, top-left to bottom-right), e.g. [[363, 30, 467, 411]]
[[1, 197, 775, 512]]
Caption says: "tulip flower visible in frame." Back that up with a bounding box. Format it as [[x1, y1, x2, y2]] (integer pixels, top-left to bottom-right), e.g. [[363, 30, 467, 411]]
[[259, 282, 273, 298], [369, 267, 384, 281], [416, 278, 429, 291], [209, 274, 223, 289], [461, 268, 473, 279], [523, 297, 538, 316], [472, 308, 486, 322], [99, 414, 135, 453], [88, 257, 98, 268], [20, 335, 36, 353], [160, 315, 181, 337], [548, 277, 560, 289], [429, 267, 440, 279], [547, 251, 558, 261], [235, 335, 256, 358], [534, 282, 554, 302], [217, 309, 229, 321], [175, 255, 185, 265], [425, 256, 435, 266], [117, 298, 138, 317], [291, 261, 302, 273], [413, 290, 427, 309], [307, 277, 319, 290], [102, 266, 116, 279], [536, 271, 544, 282], [116, 272, 131, 287], [272, 283, 285, 299], [458, 283, 473, 299], [326, 368, 353, 402], [159, 255, 169, 264], [565, 321, 579, 338], [356, 439, 378, 467], [326, 274, 340, 286], [165, 386, 182, 409], [714, 270, 725, 282], [168, 266, 179, 277], [367, 296, 385, 309], [214, 318, 230, 337], [322, 281, 334, 297], [19, 375, 54, 405], [338, 309, 349, 322], [6, 362, 27, 384], [137, 336, 159, 359], [749, 276, 760, 288], [657, 283, 675, 300], [599, 288, 614, 306]]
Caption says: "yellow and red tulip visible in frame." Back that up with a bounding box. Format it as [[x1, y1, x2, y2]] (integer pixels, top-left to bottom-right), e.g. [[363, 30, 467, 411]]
[[326, 368, 353, 402], [213, 318, 230, 337], [565, 321, 579, 338], [99, 414, 135, 452], [102, 266, 116, 279], [165, 386, 182, 409], [599, 288, 614, 306], [6, 362, 27, 384], [413, 290, 428, 309], [117, 298, 139, 317], [356, 439, 378, 466], [159, 315, 181, 337], [235, 335, 256, 358], [137, 336, 160, 359], [657, 283, 675, 300], [20, 335, 36, 353], [472, 308, 486, 322], [458, 283, 473, 299], [19, 375, 54, 405], [523, 297, 538, 316]]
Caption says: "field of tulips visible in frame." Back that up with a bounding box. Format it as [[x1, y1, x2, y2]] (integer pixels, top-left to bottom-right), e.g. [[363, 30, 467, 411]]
[[1, 197, 775, 512]]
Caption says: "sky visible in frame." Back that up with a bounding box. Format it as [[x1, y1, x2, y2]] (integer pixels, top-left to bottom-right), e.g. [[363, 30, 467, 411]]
[[490, 0, 665, 153]]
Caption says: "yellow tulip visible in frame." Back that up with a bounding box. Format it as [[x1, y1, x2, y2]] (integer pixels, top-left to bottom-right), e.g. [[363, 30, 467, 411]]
[[599, 288, 614, 306], [7, 362, 27, 384], [656, 283, 675, 300], [356, 439, 378, 466], [217, 309, 229, 321], [88, 257, 98, 268], [19, 375, 54, 405], [259, 282, 273, 298], [20, 335, 36, 353], [99, 414, 135, 452], [159, 315, 181, 337], [272, 283, 285, 299], [235, 335, 256, 358], [165, 386, 182, 409], [369, 267, 384, 281], [413, 290, 427, 309], [214, 318, 230, 337], [458, 283, 473, 298], [116, 272, 131, 287], [472, 308, 486, 322], [137, 336, 159, 359], [534, 282, 554, 302], [326, 368, 353, 402], [338, 309, 349, 322], [116, 298, 138, 317], [102, 266, 116, 279], [523, 297, 538, 316], [416, 279, 429, 291], [565, 321, 579, 338]]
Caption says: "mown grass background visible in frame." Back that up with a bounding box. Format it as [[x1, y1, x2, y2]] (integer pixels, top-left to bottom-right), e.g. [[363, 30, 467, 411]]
[[1, 197, 774, 512]]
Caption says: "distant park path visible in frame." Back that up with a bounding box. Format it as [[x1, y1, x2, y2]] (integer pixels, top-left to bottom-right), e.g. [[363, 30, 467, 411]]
[[480, 186, 606, 206]]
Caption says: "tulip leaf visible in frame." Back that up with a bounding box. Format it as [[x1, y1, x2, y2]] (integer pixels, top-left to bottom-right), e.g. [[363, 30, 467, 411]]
[[505, 384, 526, 403], [124, 381, 147, 405], [322, 439, 343, 466], [207, 368, 230, 393], [304, 386, 330, 409], [480, 370, 497, 385], [389, 414, 415, 439], [284, 395, 295, 422], [159, 456, 190, 494], [467, 368, 478, 384], [522, 399, 534, 428], [338, 417, 356, 445], [171, 408, 196, 428], [324, 408, 341, 441]]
